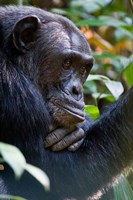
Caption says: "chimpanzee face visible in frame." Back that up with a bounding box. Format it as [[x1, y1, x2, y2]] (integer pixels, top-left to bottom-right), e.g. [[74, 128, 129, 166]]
[[12, 14, 93, 128]]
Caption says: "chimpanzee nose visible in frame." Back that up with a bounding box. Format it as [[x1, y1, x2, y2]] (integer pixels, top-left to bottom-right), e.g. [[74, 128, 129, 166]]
[[70, 84, 83, 101]]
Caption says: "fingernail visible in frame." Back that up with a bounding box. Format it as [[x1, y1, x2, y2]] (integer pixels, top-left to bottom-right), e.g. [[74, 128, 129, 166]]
[[68, 145, 76, 152]]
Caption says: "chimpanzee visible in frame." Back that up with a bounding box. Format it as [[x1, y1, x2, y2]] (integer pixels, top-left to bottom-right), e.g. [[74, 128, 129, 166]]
[[0, 5, 133, 200]]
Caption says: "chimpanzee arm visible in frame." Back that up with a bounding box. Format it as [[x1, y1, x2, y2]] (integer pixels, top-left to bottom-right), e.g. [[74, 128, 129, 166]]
[[44, 88, 133, 199], [80, 87, 133, 197]]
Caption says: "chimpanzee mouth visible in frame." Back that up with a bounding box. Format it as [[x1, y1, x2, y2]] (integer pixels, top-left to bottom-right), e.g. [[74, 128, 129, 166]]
[[52, 99, 85, 122], [61, 106, 85, 122]]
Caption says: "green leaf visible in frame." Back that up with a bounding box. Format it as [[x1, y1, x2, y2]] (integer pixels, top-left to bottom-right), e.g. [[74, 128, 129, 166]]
[[114, 175, 133, 200], [98, 93, 115, 102], [0, 195, 27, 200], [115, 27, 133, 40], [86, 74, 110, 82], [86, 74, 124, 100], [85, 105, 100, 120], [77, 16, 129, 27], [0, 143, 50, 190], [92, 51, 123, 60], [104, 80, 124, 100], [0, 142, 26, 178], [71, 0, 112, 13], [124, 64, 133, 86], [25, 164, 50, 191], [123, 55, 133, 86], [121, 55, 133, 70], [51, 8, 68, 15], [83, 80, 97, 94]]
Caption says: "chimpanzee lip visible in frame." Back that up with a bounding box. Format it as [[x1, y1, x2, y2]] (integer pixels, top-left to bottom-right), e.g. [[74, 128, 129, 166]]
[[52, 99, 85, 122], [61, 106, 85, 122]]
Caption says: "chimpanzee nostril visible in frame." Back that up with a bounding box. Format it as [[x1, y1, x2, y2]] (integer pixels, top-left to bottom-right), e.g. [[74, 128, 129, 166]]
[[64, 79, 83, 101], [72, 86, 79, 95], [71, 85, 82, 101]]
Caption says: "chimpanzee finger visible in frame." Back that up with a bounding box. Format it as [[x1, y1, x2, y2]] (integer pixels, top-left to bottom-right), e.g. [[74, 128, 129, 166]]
[[51, 128, 84, 151], [44, 128, 70, 148], [49, 124, 57, 132], [68, 138, 84, 151]]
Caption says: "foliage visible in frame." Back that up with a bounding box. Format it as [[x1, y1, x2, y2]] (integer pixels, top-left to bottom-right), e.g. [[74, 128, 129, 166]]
[[85, 105, 100, 120], [114, 175, 133, 200], [0, 195, 27, 200], [0, 142, 50, 190]]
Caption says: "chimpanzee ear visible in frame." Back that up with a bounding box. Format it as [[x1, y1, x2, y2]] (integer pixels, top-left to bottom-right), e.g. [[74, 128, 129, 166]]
[[12, 15, 41, 53]]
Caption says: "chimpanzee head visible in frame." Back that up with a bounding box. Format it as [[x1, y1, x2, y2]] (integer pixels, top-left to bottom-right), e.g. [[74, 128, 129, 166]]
[[2, 6, 93, 128]]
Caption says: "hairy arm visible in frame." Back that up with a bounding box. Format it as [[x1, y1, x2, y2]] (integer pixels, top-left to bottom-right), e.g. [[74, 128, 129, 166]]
[[80, 87, 133, 197], [52, 87, 133, 199]]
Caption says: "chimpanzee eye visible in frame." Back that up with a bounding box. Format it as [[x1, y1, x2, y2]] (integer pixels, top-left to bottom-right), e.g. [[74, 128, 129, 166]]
[[80, 66, 87, 75], [63, 59, 72, 70]]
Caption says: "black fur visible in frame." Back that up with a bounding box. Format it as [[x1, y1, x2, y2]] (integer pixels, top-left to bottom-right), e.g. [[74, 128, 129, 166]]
[[0, 6, 133, 200]]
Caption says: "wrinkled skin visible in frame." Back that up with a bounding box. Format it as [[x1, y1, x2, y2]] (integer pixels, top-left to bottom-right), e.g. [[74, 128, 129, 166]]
[[36, 20, 93, 151], [45, 115, 92, 151], [45, 125, 85, 151]]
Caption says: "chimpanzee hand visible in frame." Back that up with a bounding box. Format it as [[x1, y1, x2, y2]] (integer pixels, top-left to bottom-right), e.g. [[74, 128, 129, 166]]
[[44, 125, 84, 151], [44, 115, 93, 151]]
